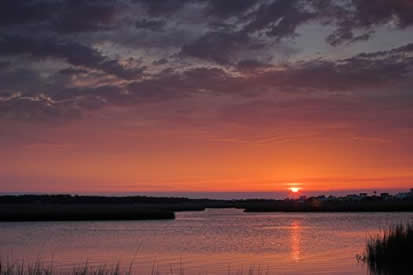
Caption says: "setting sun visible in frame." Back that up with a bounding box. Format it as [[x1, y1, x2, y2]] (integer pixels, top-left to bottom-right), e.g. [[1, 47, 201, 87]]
[[289, 187, 301, 193]]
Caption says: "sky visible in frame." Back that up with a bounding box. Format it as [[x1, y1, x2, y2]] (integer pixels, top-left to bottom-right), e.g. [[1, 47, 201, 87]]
[[1, 0, 413, 194]]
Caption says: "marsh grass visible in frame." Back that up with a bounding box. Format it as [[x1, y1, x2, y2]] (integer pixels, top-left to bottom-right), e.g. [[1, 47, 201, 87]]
[[357, 223, 413, 275], [0, 260, 271, 275], [0, 260, 132, 275], [0, 260, 54, 275]]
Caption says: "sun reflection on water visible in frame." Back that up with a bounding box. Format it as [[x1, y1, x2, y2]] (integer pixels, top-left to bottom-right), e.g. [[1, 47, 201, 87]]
[[290, 220, 301, 262]]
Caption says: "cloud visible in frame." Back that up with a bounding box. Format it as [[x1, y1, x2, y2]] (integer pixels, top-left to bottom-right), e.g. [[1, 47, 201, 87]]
[[0, 94, 82, 122], [0, 0, 412, 126], [2, 0, 412, 48], [180, 31, 265, 65], [243, 0, 315, 39], [230, 42, 413, 93], [236, 59, 274, 72], [152, 58, 169, 65], [136, 19, 166, 32], [59, 67, 90, 76], [0, 61, 11, 70], [351, 0, 413, 29], [357, 42, 413, 59], [1, 41, 413, 123], [204, 0, 259, 18], [53, 0, 119, 33], [133, 0, 191, 16], [0, 0, 56, 27], [0, 0, 119, 33], [320, 0, 413, 45], [0, 34, 144, 80]]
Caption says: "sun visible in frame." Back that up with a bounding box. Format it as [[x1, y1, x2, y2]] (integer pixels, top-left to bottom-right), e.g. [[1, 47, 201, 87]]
[[289, 187, 301, 193]]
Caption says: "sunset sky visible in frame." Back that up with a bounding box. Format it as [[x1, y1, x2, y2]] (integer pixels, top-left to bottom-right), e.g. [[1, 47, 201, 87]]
[[1, 0, 413, 193]]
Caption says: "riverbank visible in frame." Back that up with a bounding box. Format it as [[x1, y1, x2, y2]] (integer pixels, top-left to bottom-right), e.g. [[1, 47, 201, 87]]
[[2, 194, 413, 221], [241, 199, 413, 212], [0, 195, 229, 221], [0, 204, 175, 221]]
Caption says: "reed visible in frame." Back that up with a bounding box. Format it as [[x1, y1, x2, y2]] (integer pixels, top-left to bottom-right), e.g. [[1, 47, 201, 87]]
[[358, 223, 413, 275], [0, 259, 277, 275], [0, 260, 271, 275], [0, 261, 130, 275]]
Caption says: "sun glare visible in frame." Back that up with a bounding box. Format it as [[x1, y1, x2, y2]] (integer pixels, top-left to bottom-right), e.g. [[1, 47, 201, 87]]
[[289, 187, 301, 193]]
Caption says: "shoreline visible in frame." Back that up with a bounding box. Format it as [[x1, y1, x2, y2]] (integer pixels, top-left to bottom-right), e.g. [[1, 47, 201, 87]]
[[1, 194, 413, 221]]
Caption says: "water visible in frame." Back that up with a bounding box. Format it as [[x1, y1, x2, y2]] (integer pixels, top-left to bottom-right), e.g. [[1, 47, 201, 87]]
[[1, 209, 413, 274]]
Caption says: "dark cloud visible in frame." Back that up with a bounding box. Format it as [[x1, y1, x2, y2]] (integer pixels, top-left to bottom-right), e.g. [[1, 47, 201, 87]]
[[252, 43, 413, 92], [204, 0, 259, 18], [243, 0, 315, 39], [52, 0, 119, 33], [0, 94, 82, 122], [357, 43, 413, 59], [0, 67, 46, 95], [0, 0, 118, 33], [320, 0, 413, 45], [134, 0, 258, 19], [0, 34, 144, 80], [152, 58, 169, 65], [2, 41, 413, 122], [237, 59, 273, 71], [1, 0, 412, 47], [133, 0, 192, 16], [0, 61, 11, 70], [136, 19, 166, 32], [351, 0, 413, 29], [59, 67, 90, 76], [241, 0, 413, 45], [0, 0, 56, 27], [0, 0, 412, 124], [181, 31, 265, 65], [125, 67, 235, 103]]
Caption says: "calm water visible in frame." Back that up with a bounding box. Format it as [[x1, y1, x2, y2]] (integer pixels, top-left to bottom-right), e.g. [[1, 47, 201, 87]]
[[1, 209, 413, 274]]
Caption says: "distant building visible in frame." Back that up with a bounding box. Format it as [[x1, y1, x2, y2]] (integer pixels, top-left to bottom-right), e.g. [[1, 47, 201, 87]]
[[395, 191, 412, 199], [345, 194, 361, 201], [380, 193, 391, 200], [359, 193, 368, 198], [315, 195, 328, 201]]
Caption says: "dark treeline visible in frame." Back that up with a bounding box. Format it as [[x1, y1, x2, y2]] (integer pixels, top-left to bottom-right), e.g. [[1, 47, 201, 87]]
[[1, 193, 413, 221], [0, 194, 194, 204], [0, 195, 232, 221], [0, 195, 232, 211], [241, 198, 413, 212]]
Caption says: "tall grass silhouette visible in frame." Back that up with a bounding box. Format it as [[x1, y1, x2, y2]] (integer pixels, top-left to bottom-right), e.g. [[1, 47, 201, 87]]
[[0, 260, 270, 275], [358, 223, 413, 275], [0, 260, 128, 275]]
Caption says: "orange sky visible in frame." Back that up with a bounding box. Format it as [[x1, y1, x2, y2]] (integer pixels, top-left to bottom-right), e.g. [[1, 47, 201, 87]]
[[2, 105, 413, 193]]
